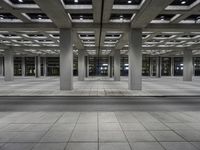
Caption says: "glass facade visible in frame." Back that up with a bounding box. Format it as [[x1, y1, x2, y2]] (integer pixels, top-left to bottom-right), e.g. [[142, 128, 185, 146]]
[[161, 57, 171, 76], [142, 56, 150, 76], [2, 56, 200, 77], [25, 57, 35, 76], [89, 56, 108, 76], [174, 57, 183, 76], [14, 57, 22, 76], [121, 56, 128, 76], [194, 57, 200, 76]]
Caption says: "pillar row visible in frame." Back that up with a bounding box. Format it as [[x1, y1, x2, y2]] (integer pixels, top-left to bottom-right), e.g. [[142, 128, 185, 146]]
[[60, 28, 73, 90], [128, 28, 142, 90]]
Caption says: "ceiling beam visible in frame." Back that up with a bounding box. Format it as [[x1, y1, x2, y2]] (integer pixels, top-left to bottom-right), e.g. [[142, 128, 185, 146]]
[[131, 0, 174, 28], [34, 0, 71, 28]]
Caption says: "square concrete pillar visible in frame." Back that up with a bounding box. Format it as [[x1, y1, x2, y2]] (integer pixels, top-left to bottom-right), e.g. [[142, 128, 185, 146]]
[[156, 57, 161, 78], [35, 56, 41, 78], [4, 49, 14, 81], [22, 57, 25, 76], [0, 57, 4, 76], [114, 50, 120, 81], [78, 49, 85, 81], [60, 28, 73, 90], [43, 57, 47, 76], [183, 49, 193, 81], [171, 57, 174, 76], [128, 28, 142, 90]]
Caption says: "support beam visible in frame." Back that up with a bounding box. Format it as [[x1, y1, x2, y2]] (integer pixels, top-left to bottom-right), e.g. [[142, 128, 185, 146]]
[[43, 57, 47, 76], [183, 49, 193, 81], [108, 56, 111, 78], [60, 29, 73, 90], [78, 49, 85, 81], [4, 48, 14, 81], [22, 57, 25, 76], [171, 57, 174, 76], [0, 57, 4, 76], [114, 50, 120, 81], [128, 29, 142, 90], [35, 56, 41, 78]]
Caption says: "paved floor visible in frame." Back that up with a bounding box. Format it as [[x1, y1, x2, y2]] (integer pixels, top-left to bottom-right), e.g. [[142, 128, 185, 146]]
[[0, 76, 200, 96], [0, 96, 200, 150], [0, 111, 200, 150]]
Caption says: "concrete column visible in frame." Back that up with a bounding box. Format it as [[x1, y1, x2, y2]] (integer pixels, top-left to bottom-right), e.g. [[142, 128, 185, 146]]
[[35, 56, 41, 78], [60, 28, 73, 90], [108, 56, 110, 78], [149, 57, 153, 76], [0, 57, 4, 76], [22, 57, 25, 76], [128, 28, 142, 90], [86, 56, 89, 77], [171, 57, 174, 76], [4, 48, 14, 81], [183, 49, 193, 81], [43, 57, 47, 76], [78, 49, 85, 81], [114, 50, 120, 81], [156, 57, 161, 78]]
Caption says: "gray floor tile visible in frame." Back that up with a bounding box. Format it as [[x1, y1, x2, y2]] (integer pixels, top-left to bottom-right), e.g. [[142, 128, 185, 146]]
[[0, 143, 35, 150], [9, 131, 45, 142], [125, 131, 156, 142], [130, 142, 165, 150], [142, 122, 170, 131], [120, 123, 146, 131], [40, 131, 71, 142], [160, 142, 199, 150], [150, 131, 185, 142], [70, 131, 98, 142], [191, 142, 200, 149], [32, 143, 66, 150], [99, 143, 131, 150], [74, 123, 97, 131], [99, 123, 122, 131], [99, 131, 126, 142], [175, 130, 200, 141], [66, 143, 98, 150]]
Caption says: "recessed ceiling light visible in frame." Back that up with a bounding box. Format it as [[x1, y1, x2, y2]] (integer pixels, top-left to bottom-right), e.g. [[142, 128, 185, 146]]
[[181, 1, 186, 4], [18, 0, 23, 2], [74, 0, 78, 3], [160, 16, 165, 21], [80, 15, 83, 20], [120, 15, 123, 21], [128, 0, 132, 4]]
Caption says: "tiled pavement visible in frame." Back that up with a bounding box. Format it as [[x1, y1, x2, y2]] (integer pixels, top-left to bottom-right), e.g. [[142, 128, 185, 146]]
[[0, 76, 200, 96], [0, 111, 200, 150]]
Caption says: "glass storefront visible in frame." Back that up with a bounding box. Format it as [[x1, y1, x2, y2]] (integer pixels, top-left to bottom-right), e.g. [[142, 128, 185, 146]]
[[14, 57, 22, 76], [151, 57, 157, 76], [142, 56, 150, 76], [121, 56, 128, 76], [25, 57, 35, 76], [194, 57, 200, 76], [161, 57, 171, 76], [89, 56, 108, 76], [74, 56, 78, 76], [174, 57, 183, 76], [47, 57, 59, 76]]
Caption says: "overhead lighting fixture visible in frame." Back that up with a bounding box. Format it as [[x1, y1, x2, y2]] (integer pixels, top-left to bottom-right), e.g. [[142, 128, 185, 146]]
[[18, 0, 23, 2], [74, 0, 78, 3], [0, 15, 3, 20], [128, 0, 132, 4], [181, 0, 186, 4], [120, 15, 123, 21], [160, 16, 165, 21], [80, 16, 83, 20], [38, 15, 42, 20]]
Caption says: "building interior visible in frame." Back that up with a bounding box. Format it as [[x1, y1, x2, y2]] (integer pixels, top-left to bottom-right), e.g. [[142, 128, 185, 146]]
[[0, 0, 200, 150]]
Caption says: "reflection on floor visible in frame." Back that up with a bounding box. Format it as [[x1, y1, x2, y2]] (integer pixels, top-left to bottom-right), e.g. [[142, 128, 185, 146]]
[[0, 76, 200, 96], [0, 111, 200, 150]]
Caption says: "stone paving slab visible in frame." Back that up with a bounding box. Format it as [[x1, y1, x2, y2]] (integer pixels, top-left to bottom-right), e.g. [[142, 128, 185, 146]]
[[0, 77, 200, 96]]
